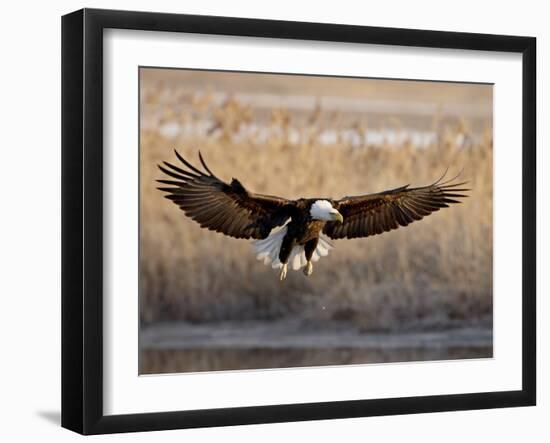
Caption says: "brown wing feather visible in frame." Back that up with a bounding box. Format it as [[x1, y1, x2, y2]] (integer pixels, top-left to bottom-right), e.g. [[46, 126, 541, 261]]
[[157, 151, 291, 239], [324, 175, 469, 240]]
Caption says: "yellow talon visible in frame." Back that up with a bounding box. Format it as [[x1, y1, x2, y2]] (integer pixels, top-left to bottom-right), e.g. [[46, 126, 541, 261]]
[[279, 263, 288, 281]]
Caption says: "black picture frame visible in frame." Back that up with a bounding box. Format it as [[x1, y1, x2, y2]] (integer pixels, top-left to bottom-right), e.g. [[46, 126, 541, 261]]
[[61, 8, 536, 435]]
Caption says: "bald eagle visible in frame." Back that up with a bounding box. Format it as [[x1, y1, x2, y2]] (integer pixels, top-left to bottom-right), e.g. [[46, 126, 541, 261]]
[[157, 151, 468, 280]]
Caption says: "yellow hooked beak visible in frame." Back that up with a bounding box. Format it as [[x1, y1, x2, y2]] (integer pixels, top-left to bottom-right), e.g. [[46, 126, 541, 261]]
[[330, 211, 344, 223]]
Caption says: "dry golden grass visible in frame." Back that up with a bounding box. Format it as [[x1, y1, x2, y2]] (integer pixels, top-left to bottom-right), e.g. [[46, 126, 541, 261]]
[[139, 76, 493, 332]]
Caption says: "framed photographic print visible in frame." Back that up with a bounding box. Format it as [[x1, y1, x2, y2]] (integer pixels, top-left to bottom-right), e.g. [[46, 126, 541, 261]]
[[61, 8, 536, 435]]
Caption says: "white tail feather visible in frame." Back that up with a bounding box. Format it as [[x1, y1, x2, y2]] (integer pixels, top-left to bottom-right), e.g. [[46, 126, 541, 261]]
[[252, 228, 334, 271]]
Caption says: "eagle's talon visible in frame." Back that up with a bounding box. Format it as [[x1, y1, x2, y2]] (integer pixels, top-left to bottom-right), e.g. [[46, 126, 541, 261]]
[[279, 264, 288, 281], [303, 261, 313, 277]]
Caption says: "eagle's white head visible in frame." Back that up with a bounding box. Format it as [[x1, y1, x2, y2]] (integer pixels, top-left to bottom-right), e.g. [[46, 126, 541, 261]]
[[310, 200, 344, 223]]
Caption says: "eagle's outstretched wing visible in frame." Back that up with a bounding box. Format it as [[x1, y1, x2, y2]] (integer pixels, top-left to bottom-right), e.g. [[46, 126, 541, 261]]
[[323, 174, 469, 240], [157, 151, 291, 239]]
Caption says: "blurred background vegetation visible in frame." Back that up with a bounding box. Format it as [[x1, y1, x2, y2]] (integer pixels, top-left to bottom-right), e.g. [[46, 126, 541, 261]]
[[139, 68, 493, 373]]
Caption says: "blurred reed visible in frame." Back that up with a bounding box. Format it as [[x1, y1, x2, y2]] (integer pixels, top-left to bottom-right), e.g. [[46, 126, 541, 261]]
[[139, 78, 493, 333]]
